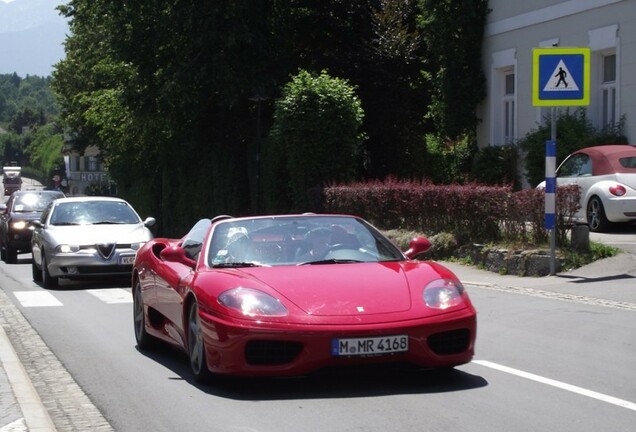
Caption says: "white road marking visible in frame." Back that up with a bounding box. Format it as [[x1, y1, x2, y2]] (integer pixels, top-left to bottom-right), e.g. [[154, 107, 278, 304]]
[[86, 288, 132, 304], [0, 418, 27, 432], [12, 291, 63, 308], [474, 360, 636, 412]]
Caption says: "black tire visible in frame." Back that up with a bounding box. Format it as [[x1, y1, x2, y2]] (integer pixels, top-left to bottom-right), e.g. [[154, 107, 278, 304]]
[[133, 281, 157, 350], [40, 253, 59, 289], [587, 196, 610, 232], [5, 244, 17, 264], [32, 256, 42, 282], [187, 301, 212, 383]]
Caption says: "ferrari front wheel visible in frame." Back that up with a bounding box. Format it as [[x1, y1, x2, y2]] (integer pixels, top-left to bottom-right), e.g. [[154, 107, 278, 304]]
[[133, 282, 156, 350], [187, 301, 212, 383]]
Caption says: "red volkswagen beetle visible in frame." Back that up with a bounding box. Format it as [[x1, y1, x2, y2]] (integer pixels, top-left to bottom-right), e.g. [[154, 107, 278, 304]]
[[132, 214, 477, 382]]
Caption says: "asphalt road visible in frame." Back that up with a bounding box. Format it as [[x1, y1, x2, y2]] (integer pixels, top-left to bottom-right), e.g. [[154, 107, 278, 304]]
[[1, 245, 634, 432]]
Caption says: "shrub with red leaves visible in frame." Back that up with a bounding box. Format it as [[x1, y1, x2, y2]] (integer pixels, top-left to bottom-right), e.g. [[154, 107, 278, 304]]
[[319, 178, 581, 246]]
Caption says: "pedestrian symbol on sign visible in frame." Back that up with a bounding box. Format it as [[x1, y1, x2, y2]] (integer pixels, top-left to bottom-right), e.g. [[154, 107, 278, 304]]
[[543, 60, 579, 92]]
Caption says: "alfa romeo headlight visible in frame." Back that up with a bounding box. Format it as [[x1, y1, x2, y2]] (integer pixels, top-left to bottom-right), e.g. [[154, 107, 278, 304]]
[[56, 244, 80, 253]]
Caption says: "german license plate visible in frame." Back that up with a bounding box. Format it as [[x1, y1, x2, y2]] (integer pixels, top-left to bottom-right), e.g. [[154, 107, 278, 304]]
[[331, 335, 408, 356], [119, 255, 135, 265]]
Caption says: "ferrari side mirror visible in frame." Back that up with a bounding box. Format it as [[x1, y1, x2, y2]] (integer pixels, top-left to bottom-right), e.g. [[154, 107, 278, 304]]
[[160, 245, 196, 268], [404, 237, 432, 259]]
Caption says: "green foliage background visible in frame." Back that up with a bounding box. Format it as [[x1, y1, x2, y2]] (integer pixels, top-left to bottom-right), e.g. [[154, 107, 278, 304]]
[[43, 0, 490, 235], [0, 74, 63, 184]]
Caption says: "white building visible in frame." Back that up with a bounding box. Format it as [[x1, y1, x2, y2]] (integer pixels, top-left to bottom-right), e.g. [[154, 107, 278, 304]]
[[478, 0, 635, 149], [62, 145, 112, 196]]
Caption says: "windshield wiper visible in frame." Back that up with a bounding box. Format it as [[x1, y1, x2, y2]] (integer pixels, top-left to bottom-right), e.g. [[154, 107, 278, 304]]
[[212, 262, 261, 268], [297, 259, 363, 266], [92, 221, 127, 225]]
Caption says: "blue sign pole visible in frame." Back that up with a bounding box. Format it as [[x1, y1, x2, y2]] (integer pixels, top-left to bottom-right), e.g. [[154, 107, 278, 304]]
[[546, 107, 557, 275], [545, 139, 556, 230]]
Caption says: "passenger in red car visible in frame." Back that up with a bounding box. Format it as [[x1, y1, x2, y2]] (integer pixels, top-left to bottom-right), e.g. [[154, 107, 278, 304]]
[[225, 233, 250, 262]]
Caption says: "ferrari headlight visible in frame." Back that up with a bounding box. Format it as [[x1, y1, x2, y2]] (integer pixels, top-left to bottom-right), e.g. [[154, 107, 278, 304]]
[[56, 244, 80, 253], [423, 279, 466, 310], [11, 221, 28, 230], [218, 287, 288, 317]]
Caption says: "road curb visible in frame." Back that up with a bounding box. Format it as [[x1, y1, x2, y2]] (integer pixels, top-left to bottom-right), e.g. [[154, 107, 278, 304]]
[[0, 271, 113, 432], [0, 326, 56, 432]]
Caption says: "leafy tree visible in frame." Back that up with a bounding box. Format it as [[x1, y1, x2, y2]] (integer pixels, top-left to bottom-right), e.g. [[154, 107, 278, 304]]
[[0, 74, 58, 126], [266, 70, 365, 210], [51, 0, 491, 233], [417, 0, 489, 140], [8, 107, 46, 134], [54, 1, 274, 234], [0, 131, 28, 166], [24, 123, 65, 180]]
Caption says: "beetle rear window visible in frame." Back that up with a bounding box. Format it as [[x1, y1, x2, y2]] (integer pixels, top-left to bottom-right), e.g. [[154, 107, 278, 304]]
[[618, 156, 636, 169]]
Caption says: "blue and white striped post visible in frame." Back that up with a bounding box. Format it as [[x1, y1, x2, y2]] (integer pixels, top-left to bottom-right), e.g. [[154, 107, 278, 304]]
[[545, 138, 557, 275], [545, 140, 556, 229]]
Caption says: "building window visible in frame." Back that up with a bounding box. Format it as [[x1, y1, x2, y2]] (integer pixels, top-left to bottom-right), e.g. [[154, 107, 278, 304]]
[[69, 156, 79, 172], [601, 53, 617, 126], [503, 72, 515, 144], [87, 156, 99, 172]]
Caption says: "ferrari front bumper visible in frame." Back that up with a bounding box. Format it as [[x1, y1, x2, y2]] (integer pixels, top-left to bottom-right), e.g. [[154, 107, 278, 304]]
[[199, 308, 477, 377]]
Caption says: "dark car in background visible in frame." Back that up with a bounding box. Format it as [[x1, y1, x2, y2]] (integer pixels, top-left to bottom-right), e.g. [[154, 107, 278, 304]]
[[0, 190, 66, 263]]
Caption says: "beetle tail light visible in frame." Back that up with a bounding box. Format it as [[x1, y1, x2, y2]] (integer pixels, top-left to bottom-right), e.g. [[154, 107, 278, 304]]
[[609, 185, 626, 196]]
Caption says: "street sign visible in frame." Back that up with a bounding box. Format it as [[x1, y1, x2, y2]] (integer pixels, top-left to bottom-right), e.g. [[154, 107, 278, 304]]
[[532, 47, 590, 106]]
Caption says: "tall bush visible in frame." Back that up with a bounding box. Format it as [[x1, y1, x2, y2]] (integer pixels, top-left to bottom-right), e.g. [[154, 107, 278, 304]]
[[470, 144, 520, 189], [424, 133, 476, 184], [265, 70, 365, 211]]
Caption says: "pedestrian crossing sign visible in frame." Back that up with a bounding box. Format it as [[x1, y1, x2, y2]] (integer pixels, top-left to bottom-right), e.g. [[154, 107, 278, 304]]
[[532, 47, 590, 106]]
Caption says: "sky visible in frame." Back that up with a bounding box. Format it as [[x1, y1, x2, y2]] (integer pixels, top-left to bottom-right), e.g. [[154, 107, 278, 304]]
[[0, 0, 69, 77]]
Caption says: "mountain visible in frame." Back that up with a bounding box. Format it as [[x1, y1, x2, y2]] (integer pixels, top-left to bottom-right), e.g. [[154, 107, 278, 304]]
[[0, 0, 69, 77]]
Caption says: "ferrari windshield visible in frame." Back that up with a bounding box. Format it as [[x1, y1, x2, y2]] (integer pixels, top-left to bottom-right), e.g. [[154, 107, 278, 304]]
[[207, 215, 405, 267]]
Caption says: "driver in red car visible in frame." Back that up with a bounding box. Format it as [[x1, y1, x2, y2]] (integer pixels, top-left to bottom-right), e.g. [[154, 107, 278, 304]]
[[297, 227, 333, 261]]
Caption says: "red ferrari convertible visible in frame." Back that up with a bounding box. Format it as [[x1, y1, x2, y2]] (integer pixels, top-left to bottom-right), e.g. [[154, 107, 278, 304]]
[[132, 214, 477, 382]]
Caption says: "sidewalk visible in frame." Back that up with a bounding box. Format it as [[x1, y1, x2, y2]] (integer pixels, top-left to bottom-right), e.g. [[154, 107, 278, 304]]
[[0, 326, 56, 432], [0, 291, 56, 432], [442, 252, 636, 307], [0, 269, 112, 432], [1, 252, 635, 432]]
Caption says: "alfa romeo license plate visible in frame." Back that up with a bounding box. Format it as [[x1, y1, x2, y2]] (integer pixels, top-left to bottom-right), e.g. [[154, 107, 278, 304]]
[[120, 256, 135, 265], [331, 335, 408, 356]]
